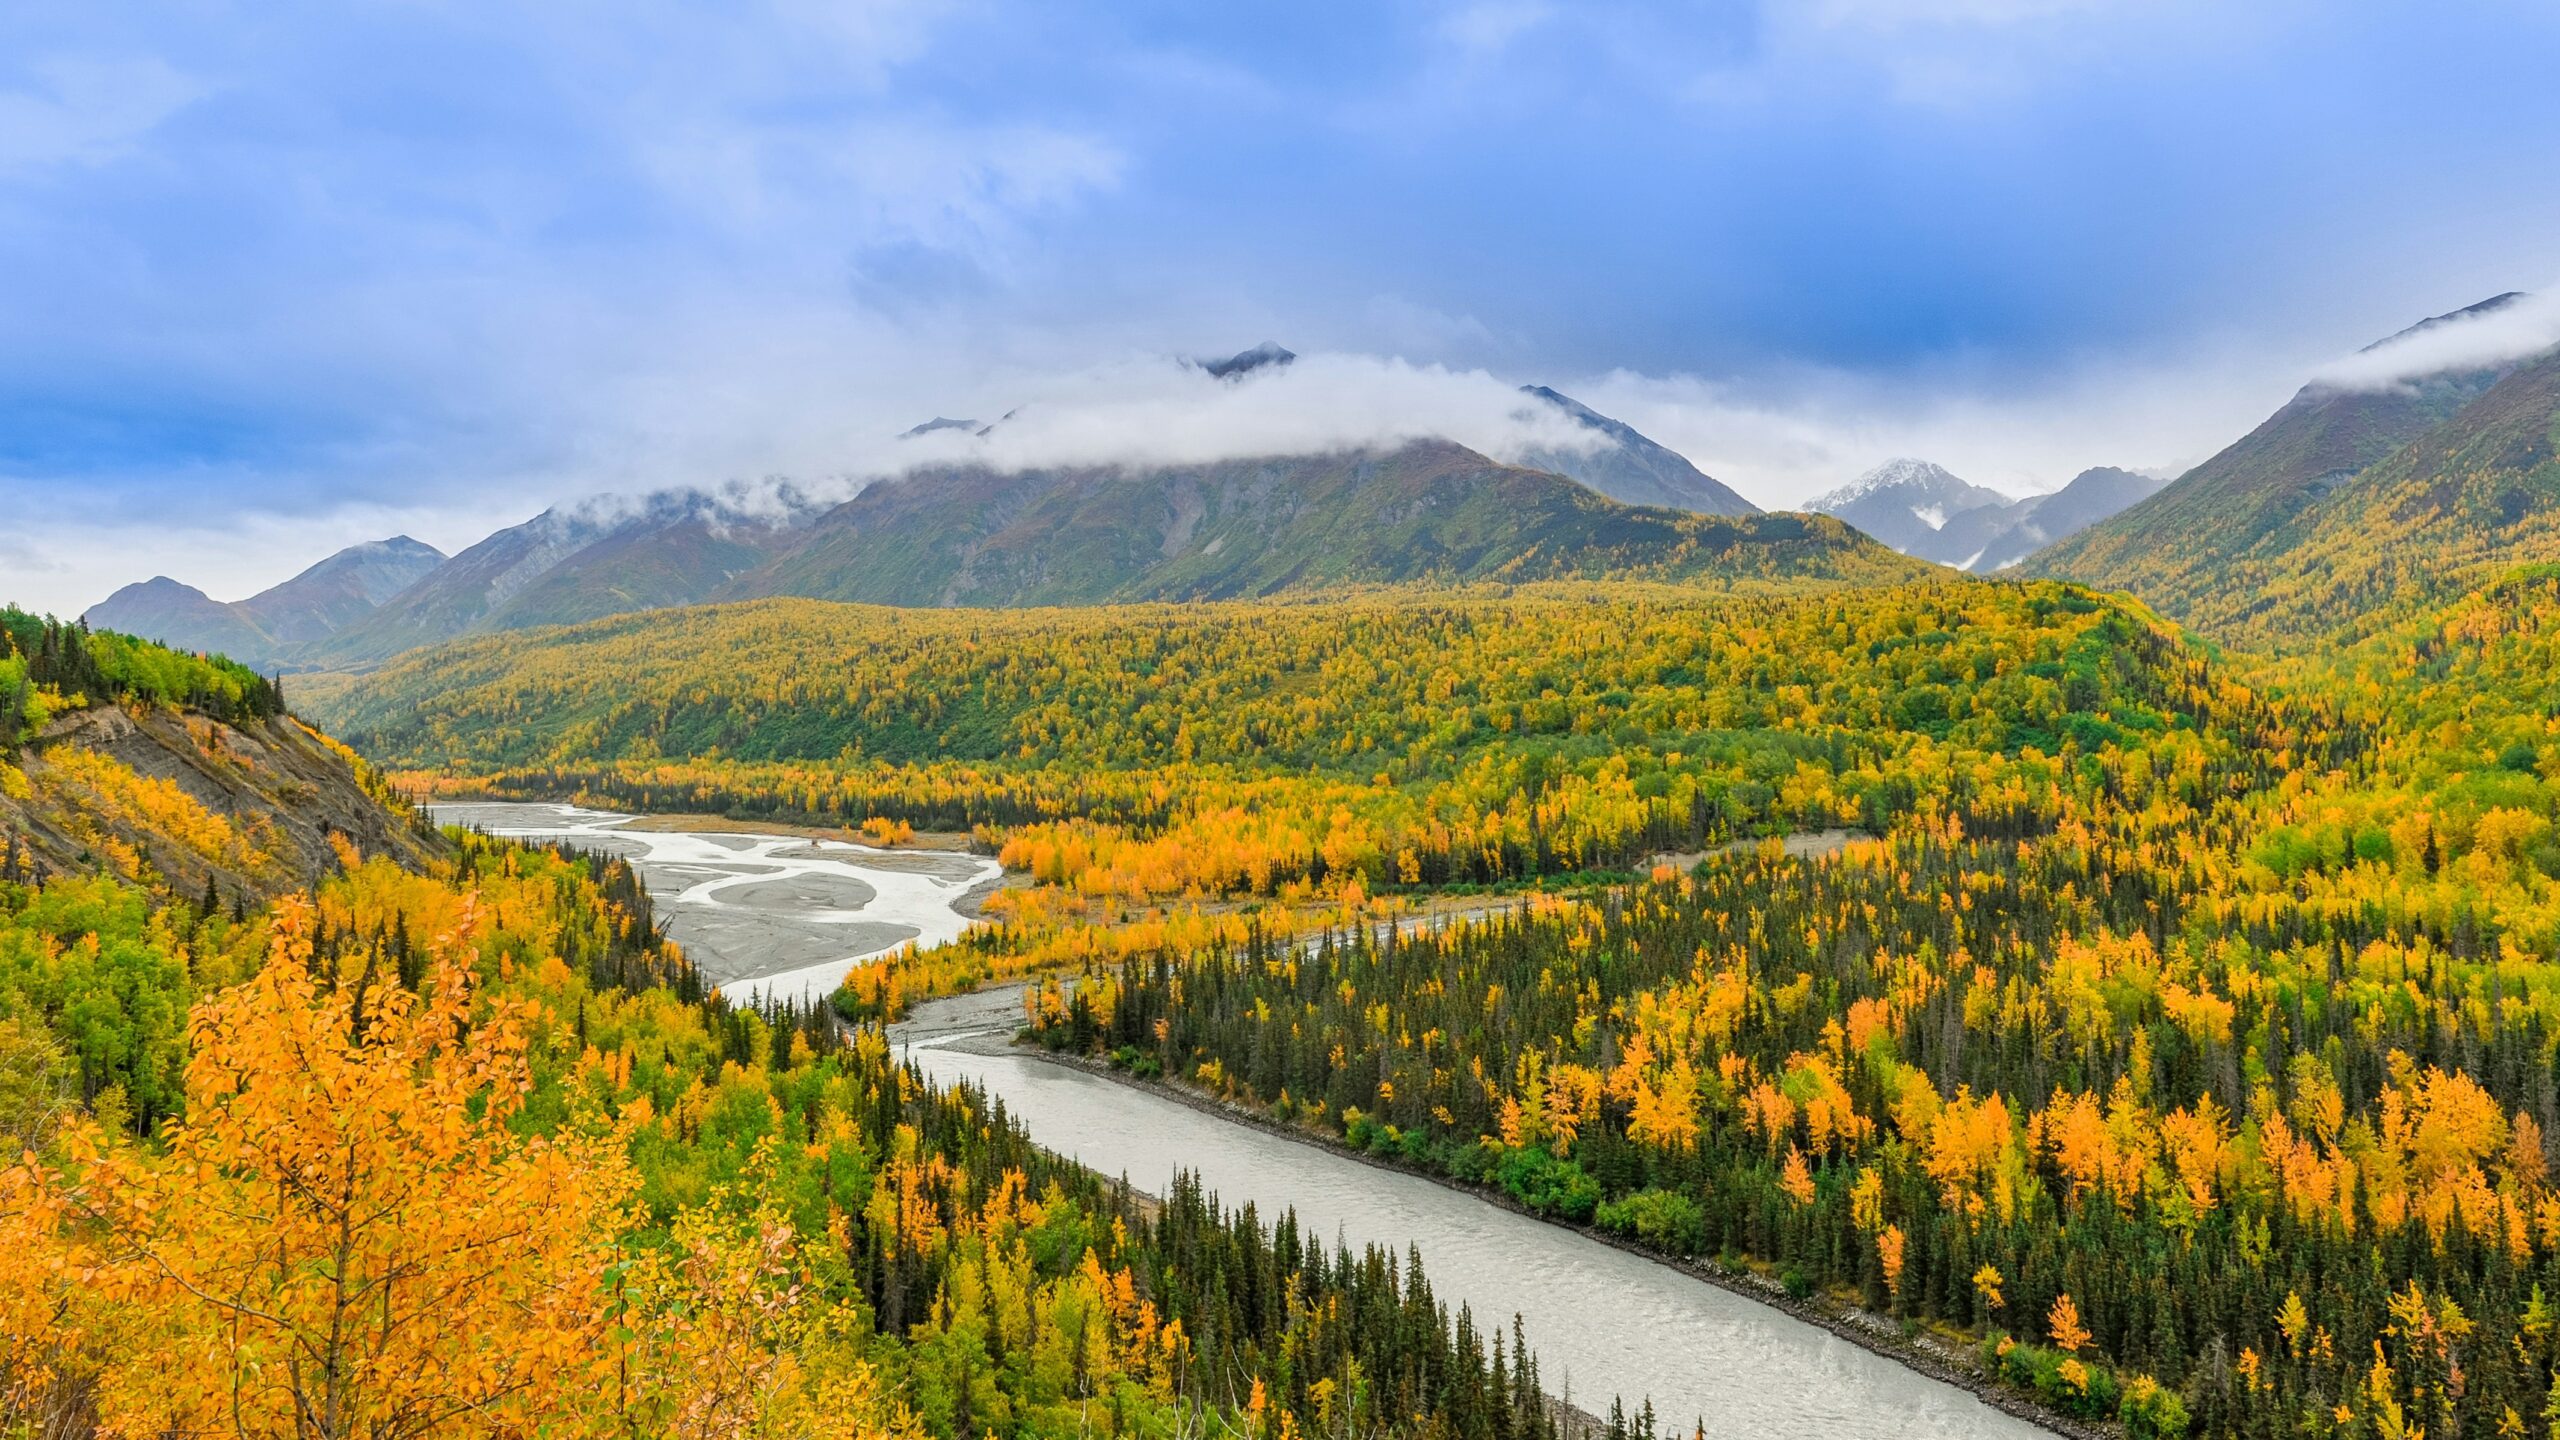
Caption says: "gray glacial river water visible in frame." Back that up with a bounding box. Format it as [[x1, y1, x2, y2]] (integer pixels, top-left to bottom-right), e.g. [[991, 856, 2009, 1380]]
[[900, 1000, 2054, 1440], [428, 802, 1000, 1005]]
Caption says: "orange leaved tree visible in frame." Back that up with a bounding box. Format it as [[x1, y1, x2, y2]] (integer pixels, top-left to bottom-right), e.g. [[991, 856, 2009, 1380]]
[[75, 897, 637, 1439]]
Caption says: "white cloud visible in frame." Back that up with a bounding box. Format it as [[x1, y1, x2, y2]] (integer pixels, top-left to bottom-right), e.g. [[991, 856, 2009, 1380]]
[[0, 55, 204, 172], [885, 350, 1608, 475], [1565, 337, 2307, 507], [2305, 288, 2560, 392]]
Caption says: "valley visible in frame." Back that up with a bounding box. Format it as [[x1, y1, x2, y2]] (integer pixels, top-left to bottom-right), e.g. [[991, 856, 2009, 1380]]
[[15, 184, 2560, 1434]]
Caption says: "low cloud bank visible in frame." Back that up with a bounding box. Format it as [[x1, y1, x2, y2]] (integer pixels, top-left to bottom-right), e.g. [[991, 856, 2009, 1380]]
[[880, 352, 1614, 478], [2307, 289, 2560, 392]]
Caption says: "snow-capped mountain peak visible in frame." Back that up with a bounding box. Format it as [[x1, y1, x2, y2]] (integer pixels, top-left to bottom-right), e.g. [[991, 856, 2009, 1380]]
[[1809, 458, 1987, 513], [1800, 458, 2165, 573], [1803, 459, 2023, 567]]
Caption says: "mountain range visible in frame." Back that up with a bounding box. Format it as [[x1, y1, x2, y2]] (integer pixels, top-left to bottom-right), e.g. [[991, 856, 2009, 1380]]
[[727, 438, 1883, 610], [84, 377, 1864, 671], [83, 297, 2560, 673], [1804, 458, 2165, 572], [84, 537, 448, 671]]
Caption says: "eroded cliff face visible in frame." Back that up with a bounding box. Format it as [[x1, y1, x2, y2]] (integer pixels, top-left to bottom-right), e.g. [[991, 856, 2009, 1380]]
[[2, 702, 443, 900]]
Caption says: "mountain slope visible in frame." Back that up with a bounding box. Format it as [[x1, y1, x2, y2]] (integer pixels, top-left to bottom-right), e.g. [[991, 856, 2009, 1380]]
[[1963, 467, 2168, 573], [236, 536, 446, 645], [81, 537, 447, 670], [2031, 295, 2530, 610], [300, 511, 616, 666], [726, 439, 1913, 608], [302, 492, 818, 667], [1511, 387, 1758, 515], [2, 610, 440, 897], [451, 494, 815, 633], [2163, 343, 2560, 646]]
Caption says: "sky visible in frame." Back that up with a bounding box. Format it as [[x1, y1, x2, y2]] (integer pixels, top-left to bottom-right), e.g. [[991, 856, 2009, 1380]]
[[6, 0, 2560, 615]]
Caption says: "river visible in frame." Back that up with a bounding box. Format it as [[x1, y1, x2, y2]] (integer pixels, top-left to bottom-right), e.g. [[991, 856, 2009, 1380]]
[[898, 992, 2056, 1440], [427, 801, 1001, 1005]]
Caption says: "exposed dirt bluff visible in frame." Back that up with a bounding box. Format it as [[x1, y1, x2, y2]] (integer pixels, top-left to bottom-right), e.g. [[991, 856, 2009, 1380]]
[[2, 703, 443, 899]]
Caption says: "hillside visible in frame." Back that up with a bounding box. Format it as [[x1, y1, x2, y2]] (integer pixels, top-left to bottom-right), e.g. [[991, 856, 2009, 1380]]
[[727, 439, 1906, 608], [301, 578, 2234, 940], [83, 537, 445, 670], [1, 610, 440, 898], [2173, 344, 2560, 645], [2030, 294, 2531, 614], [236, 536, 451, 645]]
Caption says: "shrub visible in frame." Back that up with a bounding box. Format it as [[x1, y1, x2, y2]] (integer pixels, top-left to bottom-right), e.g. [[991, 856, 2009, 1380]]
[[1492, 1145, 1600, 1222], [1594, 1187, 1707, 1253], [2117, 1374, 2190, 1439], [1992, 1338, 2120, 1421]]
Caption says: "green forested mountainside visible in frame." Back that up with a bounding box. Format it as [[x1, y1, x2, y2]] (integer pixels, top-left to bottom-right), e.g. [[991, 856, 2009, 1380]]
[[2171, 348, 2560, 648], [307, 580, 2175, 774], [2029, 311, 2545, 640], [304, 579, 2266, 913], [2032, 368, 2507, 603], [724, 439, 1912, 608]]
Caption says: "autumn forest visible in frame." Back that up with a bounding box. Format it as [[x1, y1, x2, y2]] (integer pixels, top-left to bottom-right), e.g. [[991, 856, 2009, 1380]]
[[10, 315, 2560, 1440]]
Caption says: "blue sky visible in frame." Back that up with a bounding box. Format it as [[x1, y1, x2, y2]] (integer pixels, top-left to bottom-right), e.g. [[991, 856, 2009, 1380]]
[[6, 0, 2560, 613]]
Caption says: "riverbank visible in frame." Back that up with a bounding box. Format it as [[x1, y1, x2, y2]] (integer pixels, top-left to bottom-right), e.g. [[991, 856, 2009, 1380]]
[[895, 982, 2097, 1440]]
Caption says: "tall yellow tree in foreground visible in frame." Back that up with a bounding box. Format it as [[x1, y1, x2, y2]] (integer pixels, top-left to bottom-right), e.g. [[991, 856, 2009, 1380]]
[[73, 898, 636, 1440]]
